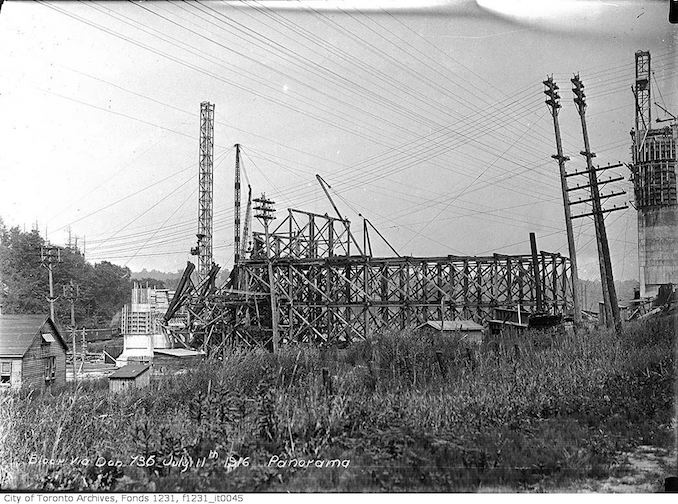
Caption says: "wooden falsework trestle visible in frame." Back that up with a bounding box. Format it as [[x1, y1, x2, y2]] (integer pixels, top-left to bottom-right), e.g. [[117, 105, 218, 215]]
[[178, 210, 572, 351], [239, 253, 572, 344]]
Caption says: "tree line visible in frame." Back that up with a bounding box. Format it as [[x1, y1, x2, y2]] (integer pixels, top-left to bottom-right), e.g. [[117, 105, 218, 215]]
[[0, 218, 160, 329]]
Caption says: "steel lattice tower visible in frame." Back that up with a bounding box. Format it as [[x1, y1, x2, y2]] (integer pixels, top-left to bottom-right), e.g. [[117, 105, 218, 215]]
[[634, 51, 651, 133], [197, 101, 215, 283]]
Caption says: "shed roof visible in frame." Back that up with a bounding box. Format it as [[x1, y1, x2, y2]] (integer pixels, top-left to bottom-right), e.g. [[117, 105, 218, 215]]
[[109, 363, 150, 380], [0, 315, 66, 357], [153, 348, 205, 358], [420, 320, 484, 332]]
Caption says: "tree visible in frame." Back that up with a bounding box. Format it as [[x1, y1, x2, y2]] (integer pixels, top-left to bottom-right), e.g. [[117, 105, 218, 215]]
[[0, 219, 134, 328], [0, 226, 47, 314]]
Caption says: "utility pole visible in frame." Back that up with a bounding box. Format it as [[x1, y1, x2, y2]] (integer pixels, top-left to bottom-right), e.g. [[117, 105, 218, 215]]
[[253, 193, 279, 352], [40, 245, 61, 321], [81, 327, 87, 374], [571, 74, 623, 334], [529, 233, 544, 313], [62, 281, 79, 381], [543, 76, 582, 325]]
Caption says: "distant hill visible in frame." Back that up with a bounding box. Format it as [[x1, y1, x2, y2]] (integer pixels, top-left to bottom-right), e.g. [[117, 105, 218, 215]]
[[131, 268, 184, 283], [579, 279, 640, 312], [132, 266, 231, 291]]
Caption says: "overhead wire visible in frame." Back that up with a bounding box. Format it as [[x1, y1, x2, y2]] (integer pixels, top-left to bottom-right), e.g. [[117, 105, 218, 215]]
[[43, 0, 648, 218], [30, 0, 660, 264]]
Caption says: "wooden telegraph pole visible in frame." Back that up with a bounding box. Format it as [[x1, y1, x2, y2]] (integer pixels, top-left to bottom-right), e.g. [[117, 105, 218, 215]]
[[543, 76, 582, 325], [529, 233, 544, 313], [41, 245, 61, 321], [571, 74, 625, 335], [62, 281, 79, 381], [253, 193, 279, 352]]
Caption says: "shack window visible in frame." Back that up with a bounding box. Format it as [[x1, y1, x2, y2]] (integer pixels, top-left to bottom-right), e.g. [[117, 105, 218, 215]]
[[44, 357, 56, 381], [0, 361, 10, 384]]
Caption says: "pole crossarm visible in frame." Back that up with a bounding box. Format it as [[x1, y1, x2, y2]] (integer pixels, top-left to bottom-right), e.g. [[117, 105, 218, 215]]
[[566, 175, 626, 191], [570, 205, 629, 220], [569, 190, 627, 206], [565, 163, 624, 178]]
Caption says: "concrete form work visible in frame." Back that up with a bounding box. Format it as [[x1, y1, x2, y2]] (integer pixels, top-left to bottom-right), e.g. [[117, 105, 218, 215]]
[[118, 283, 175, 365], [630, 51, 678, 297]]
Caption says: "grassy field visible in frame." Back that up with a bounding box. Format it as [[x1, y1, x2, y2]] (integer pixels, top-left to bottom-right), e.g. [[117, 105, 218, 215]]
[[0, 315, 675, 492]]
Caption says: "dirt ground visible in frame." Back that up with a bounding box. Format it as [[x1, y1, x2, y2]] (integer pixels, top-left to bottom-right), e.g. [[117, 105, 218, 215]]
[[565, 445, 677, 493], [476, 445, 677, 493]]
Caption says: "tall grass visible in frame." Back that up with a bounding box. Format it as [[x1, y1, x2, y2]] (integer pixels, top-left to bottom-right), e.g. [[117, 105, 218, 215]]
[[0, 315, 674, 491]]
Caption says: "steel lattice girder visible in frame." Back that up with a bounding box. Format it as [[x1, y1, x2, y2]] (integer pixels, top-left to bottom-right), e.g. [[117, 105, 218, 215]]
[[251, 209, 352, 260], [239, 253, 572, 343]]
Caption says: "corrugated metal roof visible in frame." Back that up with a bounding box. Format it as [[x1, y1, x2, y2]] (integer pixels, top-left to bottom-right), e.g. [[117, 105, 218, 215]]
[[0, 315, 51, 357], [421, 320, 484, 332], [153, 348, 205, 358], [109, 363, 150, 379]]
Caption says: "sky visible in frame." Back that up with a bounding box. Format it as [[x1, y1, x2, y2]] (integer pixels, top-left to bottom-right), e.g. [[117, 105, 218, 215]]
[[0, 0, 676, 281]]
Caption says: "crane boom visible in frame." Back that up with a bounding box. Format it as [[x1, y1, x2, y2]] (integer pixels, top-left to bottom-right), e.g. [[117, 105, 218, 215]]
[[315, 174, 364, 256], [234, 144, 242, 266], [241, 185, 252, 261]]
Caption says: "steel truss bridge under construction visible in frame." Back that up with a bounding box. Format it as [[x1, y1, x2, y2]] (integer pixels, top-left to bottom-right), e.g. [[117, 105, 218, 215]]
[[163, 103, 573, 353]]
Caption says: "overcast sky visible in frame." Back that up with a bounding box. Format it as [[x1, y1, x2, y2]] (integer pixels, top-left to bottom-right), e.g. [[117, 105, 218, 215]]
[[0, 0, 675, 280]]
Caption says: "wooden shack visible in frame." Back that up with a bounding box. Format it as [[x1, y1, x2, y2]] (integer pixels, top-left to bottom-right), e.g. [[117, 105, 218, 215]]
[[417, 320, 485, 344], [488, 307, 531, 335], [108, 363, 150, 394], [152, 348, 205, 376], [0, 315, 68, 390]]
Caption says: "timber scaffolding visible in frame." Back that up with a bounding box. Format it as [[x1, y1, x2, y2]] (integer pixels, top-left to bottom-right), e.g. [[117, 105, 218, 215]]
[[166, 206, 573, 352]]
